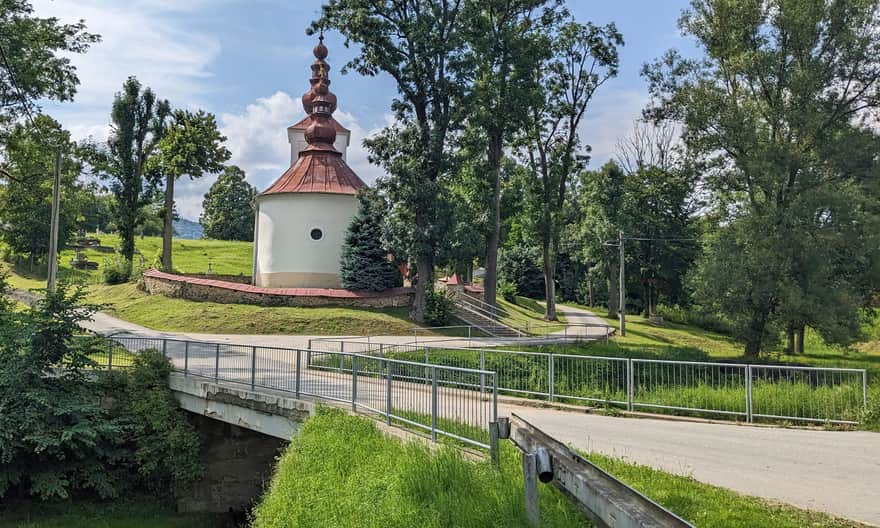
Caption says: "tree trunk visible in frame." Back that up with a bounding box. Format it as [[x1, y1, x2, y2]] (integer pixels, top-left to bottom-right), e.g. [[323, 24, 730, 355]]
[[743, 306, 770, 358], [483, 135, 503, 308], [607, 258, 619, 317], [411, 253, 433, 323], [786, 323, 795, 355], [161, 173, 174, 271], [542, 238, 557, 321], [796, 323, 806, 355]]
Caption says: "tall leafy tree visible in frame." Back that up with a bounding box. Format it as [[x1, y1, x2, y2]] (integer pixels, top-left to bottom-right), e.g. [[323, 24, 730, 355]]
[[573, 161, 626, 316], [461, 0, 554, 307], [314, 1, 467, 322], [0, 115, 84, 266], [84, 77, 170, 270], [200, 165, 256, 241], [644, 0, 880, 356], [339, 189, 402, 291], [148, 110, 230, 270], [0, 0, 99, 130], [521, 18, 623, 320]]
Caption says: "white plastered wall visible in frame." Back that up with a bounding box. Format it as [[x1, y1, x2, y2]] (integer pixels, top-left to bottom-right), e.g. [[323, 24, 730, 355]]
[[253, 192, 357, 288]]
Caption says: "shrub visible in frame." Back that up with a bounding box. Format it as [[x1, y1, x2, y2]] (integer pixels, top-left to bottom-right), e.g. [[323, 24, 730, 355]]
[[498, 279, 517, 303], [425, 287, 454, 326], [656, 303, 732, 335], [0, 278, 203, 501], [101, 255, 131, 284]]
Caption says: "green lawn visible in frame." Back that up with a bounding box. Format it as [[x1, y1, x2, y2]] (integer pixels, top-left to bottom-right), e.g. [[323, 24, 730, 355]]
[[85, 282, 423, 335], [251, 408, 863, 528], [4, 235, 462, 336], [497, 296, 567, 335], [0, 499, 219, 528]]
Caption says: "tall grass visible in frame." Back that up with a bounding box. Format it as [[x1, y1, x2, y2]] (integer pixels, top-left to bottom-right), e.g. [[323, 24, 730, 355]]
[[251, 408, 586, 528]]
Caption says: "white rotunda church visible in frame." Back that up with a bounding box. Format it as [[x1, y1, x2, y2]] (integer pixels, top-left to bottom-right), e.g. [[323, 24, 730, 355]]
[[252, 36, 366, 289]]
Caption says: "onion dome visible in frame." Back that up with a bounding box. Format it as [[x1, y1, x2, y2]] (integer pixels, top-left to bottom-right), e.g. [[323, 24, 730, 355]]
[[260, 32, 366, 196]]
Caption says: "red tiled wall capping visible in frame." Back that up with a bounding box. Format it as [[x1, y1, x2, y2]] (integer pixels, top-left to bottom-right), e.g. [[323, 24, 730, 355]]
[[140, 269, 414, 308]]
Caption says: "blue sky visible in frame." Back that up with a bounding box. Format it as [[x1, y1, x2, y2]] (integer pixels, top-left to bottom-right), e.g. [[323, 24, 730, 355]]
[[34, 0, 694, 220]]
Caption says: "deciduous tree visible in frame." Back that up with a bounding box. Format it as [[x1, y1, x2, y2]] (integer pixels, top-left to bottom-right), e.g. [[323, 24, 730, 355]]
[[83, 77, 170, 272], [148, 109, 230, 270], [521, 18, 622, 320], [200, 165, 256, 241], [645, 0, 880, 356], [314, 1, 467, 322]]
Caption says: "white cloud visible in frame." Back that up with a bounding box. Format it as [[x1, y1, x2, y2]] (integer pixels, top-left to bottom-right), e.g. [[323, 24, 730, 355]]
[[32, 0, 221, 140], [177, 91, 387, 221], [220, 91, 301, 184], [578, 88, 650, 168]]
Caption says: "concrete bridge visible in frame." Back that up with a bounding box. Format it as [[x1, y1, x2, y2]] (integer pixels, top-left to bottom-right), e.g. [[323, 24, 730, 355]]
[[159, 345, 880, 526]]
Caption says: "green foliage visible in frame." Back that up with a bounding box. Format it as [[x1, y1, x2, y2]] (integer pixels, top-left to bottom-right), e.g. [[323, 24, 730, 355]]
[[519, 18, 623, 320], [101, 254, 132, 285], [499, 244, 544, 299], [315, 1, 468, 322], [644, 0, 880, 355], [0, 277, 203, 501], [0, 0, 99, 127], [655, 303, 731, 336], [424, 287, 454, 327], [251, 408, 585, 528], [498, 278, 517, 303], [0, 115, 85, 262], [102, 351, 205, 495], [458, 0, 557, 307], [147, 109, 230, 271], [339, 189, 402, 291], [199, 165, 256, 241], [82, 77, 171, 265]]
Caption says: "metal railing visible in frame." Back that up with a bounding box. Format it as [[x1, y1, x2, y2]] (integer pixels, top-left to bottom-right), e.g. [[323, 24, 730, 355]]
[[307, 338, 868, 425], [98, 336, 498, 449]]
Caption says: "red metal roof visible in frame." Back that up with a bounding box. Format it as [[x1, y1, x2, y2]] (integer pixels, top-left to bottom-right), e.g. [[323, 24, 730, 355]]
[[144, 269, 412, 298], [260, 150, 366, 196], [288, 115, 350, 134]]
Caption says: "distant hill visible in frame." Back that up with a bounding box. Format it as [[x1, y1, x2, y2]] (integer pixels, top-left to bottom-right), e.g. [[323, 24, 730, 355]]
[[174, 218, 204, 240]]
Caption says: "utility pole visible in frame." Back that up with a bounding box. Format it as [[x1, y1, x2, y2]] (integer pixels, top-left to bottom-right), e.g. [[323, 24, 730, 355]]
[[618, 230, 626, 336], [47, 147, 61, 292]]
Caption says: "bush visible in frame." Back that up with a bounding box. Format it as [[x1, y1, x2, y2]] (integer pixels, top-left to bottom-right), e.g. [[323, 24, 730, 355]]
[[498, 279, 517, 303], [0, 279, 203, 501], [425, 287, 454, 326], [102, 254, 147, 285], [656, 303, 732, 335], [102, 255, 131, 284]]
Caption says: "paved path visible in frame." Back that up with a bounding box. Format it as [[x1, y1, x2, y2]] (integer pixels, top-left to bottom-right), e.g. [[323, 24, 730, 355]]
[[550, 303, 614, 339], [511, 407, 880, 526], [20, 288, 878, 525]]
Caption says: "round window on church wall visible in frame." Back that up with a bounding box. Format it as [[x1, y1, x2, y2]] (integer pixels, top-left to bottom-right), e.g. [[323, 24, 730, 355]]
[[310, 228, 323, 241]]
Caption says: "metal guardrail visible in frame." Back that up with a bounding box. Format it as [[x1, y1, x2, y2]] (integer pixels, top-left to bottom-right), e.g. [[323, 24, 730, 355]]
[[307, 338, 868, 425], [98, 336, 499, 449], [502, 413, 693, 528]]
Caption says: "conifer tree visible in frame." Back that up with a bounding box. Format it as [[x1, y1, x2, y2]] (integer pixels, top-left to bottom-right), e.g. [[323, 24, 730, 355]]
[[339, 190, 401, 292]]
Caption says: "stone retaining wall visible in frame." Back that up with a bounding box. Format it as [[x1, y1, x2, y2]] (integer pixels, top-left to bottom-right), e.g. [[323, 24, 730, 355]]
[[141, 269, 413, 308]]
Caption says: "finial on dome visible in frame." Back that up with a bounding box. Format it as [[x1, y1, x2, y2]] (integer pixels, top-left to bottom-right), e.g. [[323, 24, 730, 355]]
[[314, 29, 328, 60]]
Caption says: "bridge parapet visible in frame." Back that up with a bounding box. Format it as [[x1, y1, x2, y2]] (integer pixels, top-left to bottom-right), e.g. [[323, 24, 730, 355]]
[[170, 373, 313, 440]]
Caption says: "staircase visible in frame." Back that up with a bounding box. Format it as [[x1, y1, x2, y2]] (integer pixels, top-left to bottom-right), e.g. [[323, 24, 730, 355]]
[[451, 293, 524, 338]]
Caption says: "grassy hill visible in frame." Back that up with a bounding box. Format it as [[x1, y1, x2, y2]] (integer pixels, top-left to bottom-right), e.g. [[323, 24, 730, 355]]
[[2, 235, 450, 336]]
